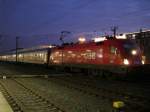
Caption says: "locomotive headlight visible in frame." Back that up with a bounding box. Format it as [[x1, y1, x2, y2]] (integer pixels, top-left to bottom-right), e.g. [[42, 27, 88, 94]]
[[142, 56, 146, 65], [123, 59, 129, 65], [131, 50, 137, 55], [142, 60, 145, 65]]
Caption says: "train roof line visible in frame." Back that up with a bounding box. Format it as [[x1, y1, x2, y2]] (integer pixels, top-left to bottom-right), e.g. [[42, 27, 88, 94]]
[[57, 38, 128, 49], [19, 45, 54, 51], [122, 29, 150, 35], [0, 45, 55, 55]]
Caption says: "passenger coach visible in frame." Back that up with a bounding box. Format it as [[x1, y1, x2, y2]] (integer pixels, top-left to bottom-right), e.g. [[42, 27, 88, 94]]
[[0, 46, 52, 65]]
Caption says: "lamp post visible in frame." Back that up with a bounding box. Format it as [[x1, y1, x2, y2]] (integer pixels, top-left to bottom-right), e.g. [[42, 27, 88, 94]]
[[16, 36, 19, 62]]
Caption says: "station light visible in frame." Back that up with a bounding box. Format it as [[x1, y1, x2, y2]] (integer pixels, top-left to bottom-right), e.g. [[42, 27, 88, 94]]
[[78, 37, 86, 43], [93, 37, 107, 42], [48, 45, 55, 48], [116, 34, 127, 39]]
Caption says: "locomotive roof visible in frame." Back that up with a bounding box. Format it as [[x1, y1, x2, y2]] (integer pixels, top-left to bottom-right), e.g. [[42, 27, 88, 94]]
[[55, 39, 134, 49]]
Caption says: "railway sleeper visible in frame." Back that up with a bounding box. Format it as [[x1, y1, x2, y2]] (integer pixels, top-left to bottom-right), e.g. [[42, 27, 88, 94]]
[[0, 82, 24, 112]]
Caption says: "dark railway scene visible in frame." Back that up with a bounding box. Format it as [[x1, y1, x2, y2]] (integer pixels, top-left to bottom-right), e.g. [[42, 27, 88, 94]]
[[0, 0, 150, 112]]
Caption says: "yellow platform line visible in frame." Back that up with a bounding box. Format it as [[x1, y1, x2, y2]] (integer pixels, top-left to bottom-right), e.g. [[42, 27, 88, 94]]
[[0, 92, 13, 112]]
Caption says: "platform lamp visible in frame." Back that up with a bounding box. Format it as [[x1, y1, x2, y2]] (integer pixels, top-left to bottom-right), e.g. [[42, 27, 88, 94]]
[[16, 36, 20, 62]]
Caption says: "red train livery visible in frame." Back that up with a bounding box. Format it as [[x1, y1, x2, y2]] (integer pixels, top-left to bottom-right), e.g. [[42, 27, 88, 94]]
[[50, 39, 144, 66], [0, 38, 145, 75]]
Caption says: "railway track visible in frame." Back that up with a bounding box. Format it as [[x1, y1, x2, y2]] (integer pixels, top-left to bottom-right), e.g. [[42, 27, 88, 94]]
[[47, 76, 150, 112], [0, 79, 65, 112], [0, 63, 149, 112], [0, 75, 149, 112], [13, 76, 150, 112], [14, 78, 113, 112]]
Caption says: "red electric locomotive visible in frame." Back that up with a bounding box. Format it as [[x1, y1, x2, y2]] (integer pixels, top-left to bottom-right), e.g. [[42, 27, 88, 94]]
[[49, 38, 144, 74], [0, 38, 145, 75]]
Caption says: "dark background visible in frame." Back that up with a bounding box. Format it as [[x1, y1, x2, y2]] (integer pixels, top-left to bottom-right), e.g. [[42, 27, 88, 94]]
[[0, 0, 150, 51]]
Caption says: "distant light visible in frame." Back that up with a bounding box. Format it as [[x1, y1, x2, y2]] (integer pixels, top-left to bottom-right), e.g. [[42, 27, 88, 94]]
[[78, 37, 86, 43], [40, 45, 54, 48], [132, 34, 136, 39], [93, 37, 107, 42], [131, 50, 137, 55], [48, 45, 54, 48], [116, 34, 127, 39], [18, 54, 22, 58]]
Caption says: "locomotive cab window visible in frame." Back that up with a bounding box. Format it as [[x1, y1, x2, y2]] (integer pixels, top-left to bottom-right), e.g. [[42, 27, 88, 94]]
[[123, 42, 138, 55]]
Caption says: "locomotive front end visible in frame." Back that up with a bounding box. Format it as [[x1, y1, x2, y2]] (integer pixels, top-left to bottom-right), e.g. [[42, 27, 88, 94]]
[[122, 40, 145, 66]]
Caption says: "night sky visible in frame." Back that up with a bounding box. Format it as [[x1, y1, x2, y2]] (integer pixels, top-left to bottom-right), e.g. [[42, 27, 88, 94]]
[[0, 0, 150, 51]]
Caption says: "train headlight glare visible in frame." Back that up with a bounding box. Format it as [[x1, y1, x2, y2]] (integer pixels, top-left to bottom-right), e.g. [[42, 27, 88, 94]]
[[131, 50, 137, 55], [123, 59, 129, 65]]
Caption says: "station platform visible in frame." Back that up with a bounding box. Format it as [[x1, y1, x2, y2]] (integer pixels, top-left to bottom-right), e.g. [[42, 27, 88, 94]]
[[0, 92, 13, 112]]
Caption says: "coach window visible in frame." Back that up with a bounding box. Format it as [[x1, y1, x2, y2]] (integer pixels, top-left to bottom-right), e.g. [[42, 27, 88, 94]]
[[91, 52, 96, 59]]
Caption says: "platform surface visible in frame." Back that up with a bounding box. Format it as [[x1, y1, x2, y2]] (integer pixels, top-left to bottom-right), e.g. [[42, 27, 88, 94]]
[[0, 92, 13, 112]]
